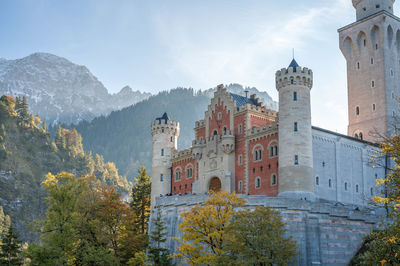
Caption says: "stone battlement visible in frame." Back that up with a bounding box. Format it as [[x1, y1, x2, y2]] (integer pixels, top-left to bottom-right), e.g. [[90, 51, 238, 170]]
[[246, 122, 278, 138], [151, 119, 179, 136], [275, 66, 313, 90], [172, 148, 193, 161], [194, 120, 205, 128]]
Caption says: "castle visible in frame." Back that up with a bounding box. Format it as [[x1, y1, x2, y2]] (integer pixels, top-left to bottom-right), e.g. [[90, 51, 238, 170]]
[[149, 0, 398, 264]]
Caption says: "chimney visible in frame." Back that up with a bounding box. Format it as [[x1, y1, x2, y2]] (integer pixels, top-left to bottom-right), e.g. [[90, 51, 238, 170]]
[[244, 90, 249, 98]]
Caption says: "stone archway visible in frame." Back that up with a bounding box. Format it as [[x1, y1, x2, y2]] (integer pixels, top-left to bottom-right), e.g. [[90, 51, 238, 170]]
[[209, 177, 222, 192]]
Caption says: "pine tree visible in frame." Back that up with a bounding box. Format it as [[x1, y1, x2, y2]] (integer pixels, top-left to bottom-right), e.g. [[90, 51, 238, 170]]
[[21, 96, 28, 118], [55, 125, 66, 150], [131, 166, 151, 234], [149, 208, 173, 266], [0, 225, 23, 266], [0, 206, 10, 242]]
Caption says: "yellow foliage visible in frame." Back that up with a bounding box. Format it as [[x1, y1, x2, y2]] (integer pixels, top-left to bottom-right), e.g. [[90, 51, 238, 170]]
[[173, 191, 246, 265]]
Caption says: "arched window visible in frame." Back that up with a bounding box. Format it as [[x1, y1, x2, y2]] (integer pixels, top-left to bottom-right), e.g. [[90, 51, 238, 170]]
[[293, 91, 297, 101], [268, 142, 278, 158], [238, 155, 242, 165], [253, 145, 263, 162], [356, 106, 360, 116], [255, 177, 261, 188], [370, 57, 374, 64], [355, 133, 359, 139], [371, 80, 375, 88], [372, 104, 376, 112], [356, 184, 359, 193], [271, 174, 277, 186], [290, 79, 294, 84], [357, 62, 360, 69], [218, 112, 222, 120], [316, 176, 319, 186], [175, 170, 182, 181], [329, 179, 332, 188], [359, 132, 363, 140], [223, 127, 227, 134], [213, 130, 218, 136], [238, 181, 242, 192], [186, 166, 193, 179], [345, 182, 348, 191], [238, 124, 242, 134], [162, 128, 164, 133]]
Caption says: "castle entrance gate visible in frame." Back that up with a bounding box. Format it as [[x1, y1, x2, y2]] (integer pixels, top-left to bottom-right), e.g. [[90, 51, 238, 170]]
[[209, 177, 222, 192]]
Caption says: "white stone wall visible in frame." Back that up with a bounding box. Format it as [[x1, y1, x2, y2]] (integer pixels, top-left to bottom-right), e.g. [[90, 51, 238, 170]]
[[312, 127, 385, 206], [353, 0, 394, 21]]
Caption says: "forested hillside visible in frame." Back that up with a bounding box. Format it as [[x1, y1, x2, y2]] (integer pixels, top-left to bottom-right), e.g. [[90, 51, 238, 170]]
[[0, 95, 131, 242]]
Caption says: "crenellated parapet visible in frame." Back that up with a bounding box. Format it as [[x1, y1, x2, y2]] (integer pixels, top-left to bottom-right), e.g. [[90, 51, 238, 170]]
[[275, 66, 313, 90], [246, 122, 278, 140], [151, 119, 180, 136], [172, 148, 193, 162], [194, 120, 205, 129]]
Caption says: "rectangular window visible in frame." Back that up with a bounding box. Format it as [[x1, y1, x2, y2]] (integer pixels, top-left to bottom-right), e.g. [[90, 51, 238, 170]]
[[294, 122, 298, 132], [161, 149, 164, 156], [294, 155, 299, 165], [293, 91, 297, 101], [238, 181, 242, 192], [160, 174, 164, 182]]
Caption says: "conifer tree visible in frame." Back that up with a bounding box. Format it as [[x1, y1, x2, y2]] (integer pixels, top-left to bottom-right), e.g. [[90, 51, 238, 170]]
[[55, 125, 66, 150], [131, 166, 151, 234], [20, 96, 29, 120], [0, 225, 23, 266], [0, 206, 11, 242], [149, 208, 173, 266]]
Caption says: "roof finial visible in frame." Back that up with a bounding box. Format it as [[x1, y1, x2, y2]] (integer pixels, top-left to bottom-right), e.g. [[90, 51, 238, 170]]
[[292, 48, 295, 60]]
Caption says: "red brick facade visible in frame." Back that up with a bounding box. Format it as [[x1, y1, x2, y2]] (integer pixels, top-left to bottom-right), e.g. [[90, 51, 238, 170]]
[[171, 89, 279, 197]]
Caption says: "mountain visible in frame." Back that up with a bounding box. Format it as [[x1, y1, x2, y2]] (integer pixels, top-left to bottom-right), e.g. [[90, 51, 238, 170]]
[[72, 86, 277, 179], [0, 53, 151, 125], [0, 95, 131, 242]]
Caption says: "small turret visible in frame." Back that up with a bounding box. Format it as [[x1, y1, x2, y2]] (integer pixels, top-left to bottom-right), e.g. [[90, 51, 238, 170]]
[[276, 59, 315, 201], [150, 113, 179, 208], [352, 0, 395, 21]]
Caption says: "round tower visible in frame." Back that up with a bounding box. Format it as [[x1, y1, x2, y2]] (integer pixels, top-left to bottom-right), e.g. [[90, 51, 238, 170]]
[[275, 59, 314, 201], [150, 112, 179, 208], [352, 0, 395, 21]]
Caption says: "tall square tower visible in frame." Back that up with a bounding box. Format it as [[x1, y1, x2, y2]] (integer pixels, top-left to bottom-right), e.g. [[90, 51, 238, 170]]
[[339, 0, 399, 141]]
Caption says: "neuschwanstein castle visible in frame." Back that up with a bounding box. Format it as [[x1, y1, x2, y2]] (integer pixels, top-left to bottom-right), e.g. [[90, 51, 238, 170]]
[[149, 1, 398, 265]]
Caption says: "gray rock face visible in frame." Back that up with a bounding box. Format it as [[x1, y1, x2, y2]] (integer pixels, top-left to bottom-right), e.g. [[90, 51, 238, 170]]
[[0, 53, 151, 124]]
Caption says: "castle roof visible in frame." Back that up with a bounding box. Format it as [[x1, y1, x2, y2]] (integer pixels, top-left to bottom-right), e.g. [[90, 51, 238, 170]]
[[288, 59, 299, 69], [230, 93, 261, 107], [156, 112, 169, 122]]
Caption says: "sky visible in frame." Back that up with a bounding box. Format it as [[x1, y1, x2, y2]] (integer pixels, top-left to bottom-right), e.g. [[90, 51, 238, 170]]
[[1, 0, 398, 134]]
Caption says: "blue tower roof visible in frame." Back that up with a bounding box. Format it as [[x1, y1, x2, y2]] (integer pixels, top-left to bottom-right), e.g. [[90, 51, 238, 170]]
[[156, 112, 169, 122], [288, 59, 299, 69]]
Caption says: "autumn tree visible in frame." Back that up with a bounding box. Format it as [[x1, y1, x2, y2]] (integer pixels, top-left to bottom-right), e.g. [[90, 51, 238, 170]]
[[0, 225, 23, 266], [173, 191, 246, 265], [351, 132, 400, 264], [131, 166, 151, 234], [25, 172, 86, 265], [149, 207, 173, 266], [225, 206, 297, 265]]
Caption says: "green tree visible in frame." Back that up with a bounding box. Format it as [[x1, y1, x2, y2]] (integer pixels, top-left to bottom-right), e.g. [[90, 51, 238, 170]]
[[20, 96, 29, 119], [225, 206, 297, 266], [173, 191, 246, 265], [127, 251, 149, 266], [131, 166, 151, 234], [25, 172, 86, 265], [0, 225, 23, 266], [55, 125, 66, 150], [149, 208, 173, 266], [0, 206, 11, 242]]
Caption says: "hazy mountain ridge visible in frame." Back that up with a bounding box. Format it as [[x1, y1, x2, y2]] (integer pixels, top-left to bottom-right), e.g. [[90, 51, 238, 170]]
[[0, 53, 151, 125]]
